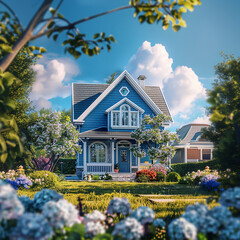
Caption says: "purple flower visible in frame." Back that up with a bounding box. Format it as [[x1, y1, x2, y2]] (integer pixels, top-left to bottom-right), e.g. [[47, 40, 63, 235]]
[[15, 175, 32, 189], [4, 179, 18, 190]]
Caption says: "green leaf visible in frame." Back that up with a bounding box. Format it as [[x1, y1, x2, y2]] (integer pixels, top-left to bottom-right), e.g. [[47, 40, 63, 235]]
[[0, 36, 7, 43], [93, 33, 100, 39], [172, 24, 181, 32], [39, 47, 47, 53], [183, 2, 194, 11], [138, 15, 146, 23], [47, 21, 55, 29], [0, 44, 12, 53], [178, 6, 187, 13], [53, 34, 58, 41], [57, 13, 64, 19], [147, 15, 157, 24], [49, 7, 56, 15], [107, 45, 111, 52]]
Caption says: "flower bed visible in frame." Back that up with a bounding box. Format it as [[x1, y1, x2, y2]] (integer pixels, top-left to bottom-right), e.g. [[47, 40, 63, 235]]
[[1, 179, 240, 239]]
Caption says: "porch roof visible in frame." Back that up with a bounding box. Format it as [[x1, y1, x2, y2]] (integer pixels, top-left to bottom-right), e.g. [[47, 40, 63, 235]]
[[79, 128, 133, 139]]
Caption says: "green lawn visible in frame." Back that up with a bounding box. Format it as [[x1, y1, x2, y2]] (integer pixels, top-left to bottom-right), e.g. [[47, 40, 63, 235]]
[[18, 181, 217, 219]]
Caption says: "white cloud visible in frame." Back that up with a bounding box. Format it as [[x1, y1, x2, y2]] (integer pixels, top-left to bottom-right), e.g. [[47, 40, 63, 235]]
[[30, 57, 80, 109], [179, 114, 189, 120], [192, 115, 211, 125], [127, 41, 173, 88], [126, 41, 206, 117], [32, 98, 52, 111]]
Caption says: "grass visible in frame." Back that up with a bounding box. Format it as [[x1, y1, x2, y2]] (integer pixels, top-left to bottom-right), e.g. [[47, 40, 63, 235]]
[[18, 181, 217, 220]]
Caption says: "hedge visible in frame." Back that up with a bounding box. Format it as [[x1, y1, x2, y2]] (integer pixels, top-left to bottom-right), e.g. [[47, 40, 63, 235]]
[[54, 158, 76, 174], [171, 160, 220, 176]]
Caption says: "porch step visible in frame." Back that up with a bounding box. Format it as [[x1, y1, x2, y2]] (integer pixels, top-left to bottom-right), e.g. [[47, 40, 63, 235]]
[[111, 173, 136, 182]]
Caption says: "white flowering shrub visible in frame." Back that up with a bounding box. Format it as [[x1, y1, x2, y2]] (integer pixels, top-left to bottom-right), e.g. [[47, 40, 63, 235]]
[[1, 178, 240, 240], [28, 112, 81, 172], [130, 114, 179, 164]]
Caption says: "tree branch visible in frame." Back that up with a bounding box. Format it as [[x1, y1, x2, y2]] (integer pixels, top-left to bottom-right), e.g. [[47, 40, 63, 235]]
[[0, 0, 53, 72], [0, 0, 24, 31], [37, 0, 64, 37]]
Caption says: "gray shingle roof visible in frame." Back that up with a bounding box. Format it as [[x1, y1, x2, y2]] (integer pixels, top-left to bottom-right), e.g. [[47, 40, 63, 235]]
[[72, 83, 171, 120], [175, 124, 212, 145]]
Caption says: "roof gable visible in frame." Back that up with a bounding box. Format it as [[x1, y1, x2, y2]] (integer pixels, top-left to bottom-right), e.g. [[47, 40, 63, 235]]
[[105, 97, 145, 113], [74, 70, 167, 123]]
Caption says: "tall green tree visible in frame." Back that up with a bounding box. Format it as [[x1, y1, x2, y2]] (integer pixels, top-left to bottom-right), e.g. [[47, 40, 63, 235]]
[[202, 55, 240, 170], [0, 0, 201, 164]]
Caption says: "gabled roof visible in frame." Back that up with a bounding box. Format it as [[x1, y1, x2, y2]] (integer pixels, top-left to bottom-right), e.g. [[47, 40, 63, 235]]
[[72, 70, 171, 123], [105, 98, 145, 113], [175, 123, 212, 145]]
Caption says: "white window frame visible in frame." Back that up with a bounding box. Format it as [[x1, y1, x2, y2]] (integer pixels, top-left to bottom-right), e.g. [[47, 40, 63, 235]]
[[89, 142, 107, 163], [119, 86, 130, 96], [111, 104, 139, 129]]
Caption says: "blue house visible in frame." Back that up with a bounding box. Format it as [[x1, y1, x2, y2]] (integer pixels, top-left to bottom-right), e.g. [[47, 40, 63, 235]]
[[72, 71, 172, 179]]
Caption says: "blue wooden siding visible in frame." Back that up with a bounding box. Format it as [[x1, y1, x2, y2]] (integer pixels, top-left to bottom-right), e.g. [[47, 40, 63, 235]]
[[77, 142, 83, 166], [80, 78, 156, 133]]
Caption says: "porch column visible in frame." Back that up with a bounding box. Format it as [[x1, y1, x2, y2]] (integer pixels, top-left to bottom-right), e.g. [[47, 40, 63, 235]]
[[83, 141, 87, 172], [138, 142, 140, 170], [200, 148, 202, 161], [184, 147, 187, 163], [111, 141, 115, 172]]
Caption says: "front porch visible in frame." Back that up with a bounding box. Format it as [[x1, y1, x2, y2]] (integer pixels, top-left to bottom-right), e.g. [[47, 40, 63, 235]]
[[76, 129, 143, 179]]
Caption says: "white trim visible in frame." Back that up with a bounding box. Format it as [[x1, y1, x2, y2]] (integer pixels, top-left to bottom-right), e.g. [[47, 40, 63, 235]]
[[83, 141, 87, 172], [119, 86, 130, 96], [75, 70, 162, 122], [105, 97, 145, 113], [110, 103, 140, 129], [88, 141, 108, 163], [111, 141, 115, 172], [71, 83, 74, 121], [116, 140, 132, 173]]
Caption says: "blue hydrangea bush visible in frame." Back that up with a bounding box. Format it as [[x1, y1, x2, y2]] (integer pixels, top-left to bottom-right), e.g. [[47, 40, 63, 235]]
[[1, 179, 240, 240]]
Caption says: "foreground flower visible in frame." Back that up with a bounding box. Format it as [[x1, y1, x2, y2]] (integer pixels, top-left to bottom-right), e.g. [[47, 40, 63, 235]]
[[220, 217, 240, 240], [219, 187, 240, 209], [42, 199, 80, 229], [85, 221, 105, 238], [153, 218, 166, 228], [112, 217, 144, 240], [107, 197, 132, 216], [84, 210, 106, 223], [0, 180, 24, 221], [10, 213, 53, 240], [33, 189, 63, 211], [130, 206, 155, 224], [18, 196, 34, 212], [209, 206, 232, 226], [185, 203, 209, 216], [168, 217, 197, 240]]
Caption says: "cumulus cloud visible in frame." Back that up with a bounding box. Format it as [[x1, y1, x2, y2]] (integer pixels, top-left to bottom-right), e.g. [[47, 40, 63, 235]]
[[126, 41, 206, 117], [30, 57, 79, 109], [32, 98, 52, 111], [127, 41, 173, 88], [192, 115, 211, 125]]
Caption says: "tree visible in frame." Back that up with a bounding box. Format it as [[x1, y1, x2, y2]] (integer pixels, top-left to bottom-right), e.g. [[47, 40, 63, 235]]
[[130, 114, 179, 165], [202, 55, 240, 170], [106, 73, 117, 84], [28, 111, 81, 172], [0, 0, 201, 164]]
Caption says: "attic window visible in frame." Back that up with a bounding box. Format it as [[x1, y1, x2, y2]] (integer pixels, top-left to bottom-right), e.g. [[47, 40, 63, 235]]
[[119, 87, 129, 96]]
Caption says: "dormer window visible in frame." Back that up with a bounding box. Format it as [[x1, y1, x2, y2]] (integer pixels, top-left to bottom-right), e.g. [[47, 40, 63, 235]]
[[111, 104, 139, 128]]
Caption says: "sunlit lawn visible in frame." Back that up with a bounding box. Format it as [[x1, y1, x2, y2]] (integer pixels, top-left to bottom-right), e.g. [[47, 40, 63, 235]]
[[18, 181, 216, 219]]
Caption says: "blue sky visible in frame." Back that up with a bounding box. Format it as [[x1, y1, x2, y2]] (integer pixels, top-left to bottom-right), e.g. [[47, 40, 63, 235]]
[[7, 0, 240, 131]]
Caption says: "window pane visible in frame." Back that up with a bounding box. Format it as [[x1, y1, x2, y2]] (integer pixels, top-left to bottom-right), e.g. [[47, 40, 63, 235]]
[[122, 112, 128, 125], [131, 112, 137, 126], [121, 105, 129, 111], [90, 143, 106, 163], [113, 112, 119, 126]]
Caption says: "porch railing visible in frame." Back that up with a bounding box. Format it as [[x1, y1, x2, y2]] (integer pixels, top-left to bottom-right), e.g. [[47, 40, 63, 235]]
[[86, 163, 112, 173]]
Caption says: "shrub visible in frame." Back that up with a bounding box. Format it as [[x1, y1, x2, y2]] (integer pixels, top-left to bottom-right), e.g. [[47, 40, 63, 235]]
[[92, 175, 100, 180], [156, 172, 166, 182], [55, 158, 76, 174], [30, 171, 60, 188], [136, 169, 157, 182], [166, 172, 181, 182], [171, 160, 220, 176], [136, 174, 150, 182], [100, 173, 112, 180]]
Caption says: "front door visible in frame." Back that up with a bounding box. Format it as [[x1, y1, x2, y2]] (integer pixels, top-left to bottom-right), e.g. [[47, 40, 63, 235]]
[[118, 147, 130, 172]]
